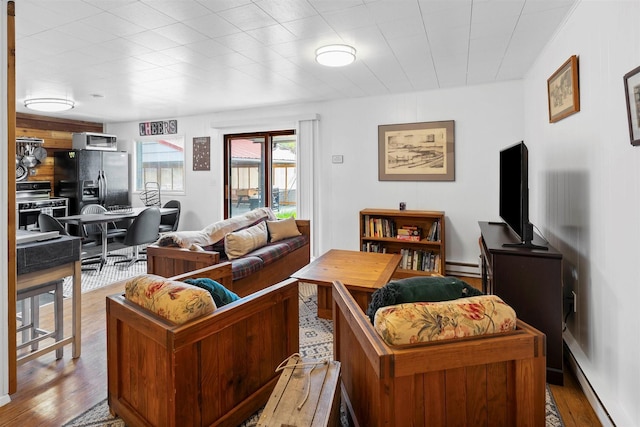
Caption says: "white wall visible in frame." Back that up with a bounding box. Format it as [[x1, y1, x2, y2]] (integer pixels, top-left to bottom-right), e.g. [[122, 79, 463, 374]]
[[524, 1, 640, 426], [109, 80, 523, 266]]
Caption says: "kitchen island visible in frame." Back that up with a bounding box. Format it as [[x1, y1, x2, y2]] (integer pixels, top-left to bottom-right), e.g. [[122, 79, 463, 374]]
[[16, 232, 82, 364]]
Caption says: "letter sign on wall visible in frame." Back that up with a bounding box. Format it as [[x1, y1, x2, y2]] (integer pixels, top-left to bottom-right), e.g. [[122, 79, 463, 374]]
[[139, 119, 178, 136]]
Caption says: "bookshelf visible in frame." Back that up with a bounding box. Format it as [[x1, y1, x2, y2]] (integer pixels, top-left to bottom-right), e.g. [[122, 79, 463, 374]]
[[359, 209, 445, 278]]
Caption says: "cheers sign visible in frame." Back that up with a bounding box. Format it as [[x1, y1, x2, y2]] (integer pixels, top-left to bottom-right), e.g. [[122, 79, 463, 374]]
[[139, 119, 178, 136]]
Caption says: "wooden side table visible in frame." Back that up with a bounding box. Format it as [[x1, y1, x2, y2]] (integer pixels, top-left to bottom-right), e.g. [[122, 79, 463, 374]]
[[292, 249, 401, 319]]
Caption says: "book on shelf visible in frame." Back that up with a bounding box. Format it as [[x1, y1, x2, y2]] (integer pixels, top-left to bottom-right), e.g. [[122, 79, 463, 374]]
[[396, 235, 421, 241]]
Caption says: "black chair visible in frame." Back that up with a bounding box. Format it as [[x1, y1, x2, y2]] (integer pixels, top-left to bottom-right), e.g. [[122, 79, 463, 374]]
[[38, 213, 101, 271], [114, 207, 161, 268], [159, 200, 181, 233]]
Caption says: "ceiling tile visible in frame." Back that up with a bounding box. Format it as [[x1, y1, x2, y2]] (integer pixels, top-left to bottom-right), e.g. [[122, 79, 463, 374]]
[[14, 0, 577, 122]]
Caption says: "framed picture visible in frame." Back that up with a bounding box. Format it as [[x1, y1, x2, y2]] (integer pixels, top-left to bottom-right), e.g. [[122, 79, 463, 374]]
[[624, 65, 640, 146], [378, 120, 455, 181], [547, 55, 580, 123], [192, 136, 210, 171]]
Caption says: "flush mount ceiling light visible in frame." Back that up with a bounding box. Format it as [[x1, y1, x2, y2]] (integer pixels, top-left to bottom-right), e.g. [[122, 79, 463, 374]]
[[24, 97, 75, 112], [315, 44, 356, 67]]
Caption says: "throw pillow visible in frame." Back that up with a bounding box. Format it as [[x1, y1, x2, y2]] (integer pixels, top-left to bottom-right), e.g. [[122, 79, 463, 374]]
[[374, 295, 517, 346], [125, 274, 215, 325], [184, 278, 240, 307], [366, 276, 484, 323], [224, 221, 268, 260], [267, 216, 301, 242]]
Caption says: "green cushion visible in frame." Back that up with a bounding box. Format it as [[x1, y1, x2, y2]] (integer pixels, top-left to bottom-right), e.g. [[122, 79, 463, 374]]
[[184, 278, 240, 307], [366, 276, 484, 323]]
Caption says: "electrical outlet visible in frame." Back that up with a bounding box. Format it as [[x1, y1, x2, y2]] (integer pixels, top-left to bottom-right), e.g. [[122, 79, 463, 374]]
[[331, 155, 343, 164], [572, 291, 577, 313]]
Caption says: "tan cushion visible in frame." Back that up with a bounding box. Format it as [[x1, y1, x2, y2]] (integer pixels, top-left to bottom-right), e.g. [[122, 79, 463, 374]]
[[373, 295, 517, 346], [224, 221, 268, 260], [125, 274, 216, 325], [267, 217, 301, 242]]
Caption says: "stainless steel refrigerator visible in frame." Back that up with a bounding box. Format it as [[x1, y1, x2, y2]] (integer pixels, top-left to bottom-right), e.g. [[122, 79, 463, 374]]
[[54, 150, 130, 215]]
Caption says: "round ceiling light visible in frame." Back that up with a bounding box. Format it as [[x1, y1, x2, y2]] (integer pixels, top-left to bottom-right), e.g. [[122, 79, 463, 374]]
[[24, 97, 75, 112], [315, 44, 356, 67]]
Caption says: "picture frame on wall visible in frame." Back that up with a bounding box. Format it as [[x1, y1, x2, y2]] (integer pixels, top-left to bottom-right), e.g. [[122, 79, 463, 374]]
[[623, 65, 640, 146], [547, 55, 580, 123], [192, 136, 211, 171], [378, 120, 455, 181]]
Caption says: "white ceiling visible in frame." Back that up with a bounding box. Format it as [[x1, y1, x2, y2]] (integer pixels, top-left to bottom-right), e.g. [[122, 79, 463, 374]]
[[14, 0, 576, 124]]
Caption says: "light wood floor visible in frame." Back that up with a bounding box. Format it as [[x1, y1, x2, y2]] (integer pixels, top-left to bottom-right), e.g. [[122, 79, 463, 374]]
[[0, 279, 602, 426]]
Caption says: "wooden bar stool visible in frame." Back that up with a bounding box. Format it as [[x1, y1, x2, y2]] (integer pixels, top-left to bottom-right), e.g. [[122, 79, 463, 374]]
[[16, 280, 64, 360]]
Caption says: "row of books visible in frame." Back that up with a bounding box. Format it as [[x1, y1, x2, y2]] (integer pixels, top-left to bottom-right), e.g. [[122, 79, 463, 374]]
[[362, 216, 441, 242], [400, 249, 441, 273], [426, 220, 441, 242], [360, 244, 441, 273]]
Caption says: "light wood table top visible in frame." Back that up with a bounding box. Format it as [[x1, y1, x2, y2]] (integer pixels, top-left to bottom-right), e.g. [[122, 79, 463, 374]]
[[292, 249, 402, 292]]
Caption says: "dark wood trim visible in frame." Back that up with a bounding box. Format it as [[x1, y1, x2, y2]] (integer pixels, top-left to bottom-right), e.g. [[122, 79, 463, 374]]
[[8, 0, 17, 394], [16, 112, 103, 133]]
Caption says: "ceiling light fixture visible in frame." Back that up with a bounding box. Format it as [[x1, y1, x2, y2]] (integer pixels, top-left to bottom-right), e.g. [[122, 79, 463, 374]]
[[24, 97, 75, 112], [315, 44, 356, 67]]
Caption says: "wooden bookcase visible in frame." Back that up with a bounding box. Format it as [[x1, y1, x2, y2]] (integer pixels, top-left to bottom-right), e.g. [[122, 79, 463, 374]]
[[359, 209, 445, 278]]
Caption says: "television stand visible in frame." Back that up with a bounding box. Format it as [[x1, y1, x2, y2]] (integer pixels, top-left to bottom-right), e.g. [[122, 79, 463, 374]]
[[503, 241, 549, 251], [478, 221, 563, 385]]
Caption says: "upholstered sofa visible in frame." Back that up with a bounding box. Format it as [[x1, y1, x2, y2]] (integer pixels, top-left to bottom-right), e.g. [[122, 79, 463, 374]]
[[146, 208, 310, 297], [106, 262, 300, 427], [331, 279, 547, 427]]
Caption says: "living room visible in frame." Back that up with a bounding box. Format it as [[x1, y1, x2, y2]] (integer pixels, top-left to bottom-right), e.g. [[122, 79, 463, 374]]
[[1, 1, 639, 426]]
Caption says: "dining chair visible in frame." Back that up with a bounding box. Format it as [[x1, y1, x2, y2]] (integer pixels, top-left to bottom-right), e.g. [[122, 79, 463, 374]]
[[114, 207, 161, 268], [79, 203, 128, 243], [159, 200, 181, 233], [38, 213, 101, 271]]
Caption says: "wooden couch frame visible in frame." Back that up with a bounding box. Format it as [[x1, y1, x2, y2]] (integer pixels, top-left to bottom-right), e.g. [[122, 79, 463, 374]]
[[146, 219, 310, 297], [106, 262, 300, 427], [331, 280, 547, 427]]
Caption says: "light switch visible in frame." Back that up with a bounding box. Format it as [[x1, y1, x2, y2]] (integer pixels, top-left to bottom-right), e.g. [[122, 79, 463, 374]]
[[332, 155, 344, 164]]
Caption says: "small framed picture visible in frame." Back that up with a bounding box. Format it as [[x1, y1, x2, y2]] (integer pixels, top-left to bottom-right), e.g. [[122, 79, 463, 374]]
[[547, 55, 580, 123], [623, 65, 640, 146]]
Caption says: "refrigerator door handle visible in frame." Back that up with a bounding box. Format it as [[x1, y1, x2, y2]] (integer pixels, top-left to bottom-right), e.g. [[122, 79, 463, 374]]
[[102, 171, 108, 206], [97, 170, 105, 205]]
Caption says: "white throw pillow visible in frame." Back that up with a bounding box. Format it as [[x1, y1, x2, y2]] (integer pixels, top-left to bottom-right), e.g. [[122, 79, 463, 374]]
[[224, 221, 268, 260]]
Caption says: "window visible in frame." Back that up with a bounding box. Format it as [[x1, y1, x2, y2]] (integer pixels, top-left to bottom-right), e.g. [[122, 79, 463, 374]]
[[134, 135, 185, 193], [224, 130, 297, 219]]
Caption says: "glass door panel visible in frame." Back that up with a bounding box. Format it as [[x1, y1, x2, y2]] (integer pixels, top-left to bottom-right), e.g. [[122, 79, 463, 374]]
[[228, 136, 265, 218]]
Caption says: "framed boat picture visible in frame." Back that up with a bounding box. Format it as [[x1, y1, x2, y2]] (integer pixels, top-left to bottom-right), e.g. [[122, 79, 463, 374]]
[[378, 120, 455, 181]]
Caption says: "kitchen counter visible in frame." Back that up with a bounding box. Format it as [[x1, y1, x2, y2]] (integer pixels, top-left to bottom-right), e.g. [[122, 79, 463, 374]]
[[16, 232, 82, 364], [17, 232, 80, 274]]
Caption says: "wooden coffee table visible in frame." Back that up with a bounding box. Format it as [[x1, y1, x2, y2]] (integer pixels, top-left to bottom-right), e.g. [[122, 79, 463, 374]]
[[292, 249, 402, 319]]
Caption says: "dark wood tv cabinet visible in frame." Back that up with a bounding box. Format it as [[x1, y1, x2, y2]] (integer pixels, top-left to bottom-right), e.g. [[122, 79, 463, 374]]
[[479, 221, 564, 385]]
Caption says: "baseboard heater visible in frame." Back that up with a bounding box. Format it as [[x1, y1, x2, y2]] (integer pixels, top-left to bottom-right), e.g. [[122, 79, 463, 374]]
[[564, 343, 616, 427], [445, 261, 481, 278]]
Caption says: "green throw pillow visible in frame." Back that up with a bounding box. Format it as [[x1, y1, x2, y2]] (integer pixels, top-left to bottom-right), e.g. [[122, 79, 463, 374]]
[[184, 278, 240, 308], [366, 276, 484, 323]]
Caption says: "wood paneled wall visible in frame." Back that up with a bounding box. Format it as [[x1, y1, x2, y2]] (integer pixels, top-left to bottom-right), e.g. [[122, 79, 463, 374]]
[[16, 112, 103, 189]]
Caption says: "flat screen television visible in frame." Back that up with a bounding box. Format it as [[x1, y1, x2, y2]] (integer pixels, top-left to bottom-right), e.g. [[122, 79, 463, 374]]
[[499, 141, 547, 250]]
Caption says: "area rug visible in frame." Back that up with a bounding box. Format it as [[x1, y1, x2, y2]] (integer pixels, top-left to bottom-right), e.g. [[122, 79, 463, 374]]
[[62, 247, 146, 297], [63, 282, 563, 426]]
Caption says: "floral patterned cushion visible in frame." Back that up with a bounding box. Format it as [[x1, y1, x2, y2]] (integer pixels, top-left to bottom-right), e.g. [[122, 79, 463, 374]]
[[125, 274, 216, 325], [373, 295, 516, 346]]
